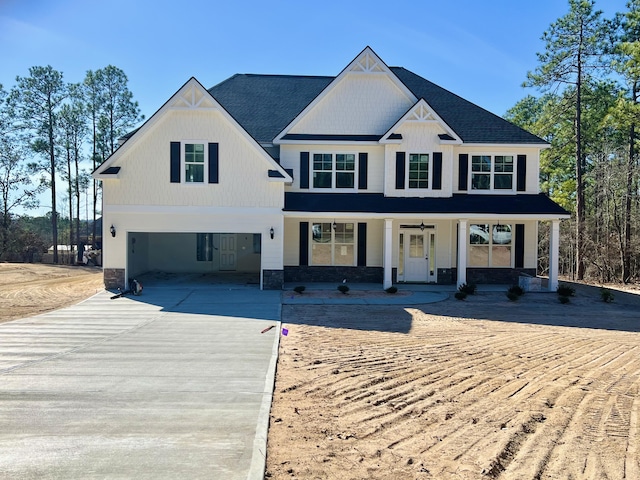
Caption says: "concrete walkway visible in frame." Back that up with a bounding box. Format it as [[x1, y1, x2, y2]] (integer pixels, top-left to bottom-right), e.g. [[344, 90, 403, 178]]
[[0, 284, 281, 480]]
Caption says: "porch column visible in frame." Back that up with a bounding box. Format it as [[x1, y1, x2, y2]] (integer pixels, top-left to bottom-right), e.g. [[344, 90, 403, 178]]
[[457, 219, 468, 288], [383, 218, 393, 289], [549, 219, 560, 291]]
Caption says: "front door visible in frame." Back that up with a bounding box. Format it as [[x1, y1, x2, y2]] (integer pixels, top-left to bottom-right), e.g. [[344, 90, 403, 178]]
[[400, 230, 437, 283], [219, 234, 237, 271]]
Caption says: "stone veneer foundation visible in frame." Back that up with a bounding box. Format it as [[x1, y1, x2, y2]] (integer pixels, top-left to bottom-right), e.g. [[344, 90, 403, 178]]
[[104, 268, 126, 290]]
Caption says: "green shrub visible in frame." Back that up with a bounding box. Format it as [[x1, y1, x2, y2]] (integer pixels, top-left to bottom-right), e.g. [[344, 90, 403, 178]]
[[556, 284, 575, 297], [458, 283, 477, 295], [385, 286, 398, 294], [600, 288, 614, 303], [293, 285, 306, 294], [506, 291, 519, 301], [559, 295, 570, 304], [508, 285, 525, 296], [454, 291, 467, 300], [337, 285, 350, 294]]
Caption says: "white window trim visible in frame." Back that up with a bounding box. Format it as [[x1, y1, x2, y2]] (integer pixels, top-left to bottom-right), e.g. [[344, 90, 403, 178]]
[[468, 223, 514, 268], [468, 153, 516, 193], [183, 140, 208, 185], [310, 152, 358, 191], [309, 221, 357, 266], [406, 152, 432, 191]]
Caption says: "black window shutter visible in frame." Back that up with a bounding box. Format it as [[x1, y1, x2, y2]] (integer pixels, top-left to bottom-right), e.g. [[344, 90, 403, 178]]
[[208, 143, 219, 184], [395, 152, 406, 189], [357, 223, 367, 266], [170, 142, 180, 183], [432, 152, 443, 190], [299, 222, 309, 266], [358, 153, 368, 190], [300, 152, 309, 189], [458, 154, 468, 191], [515, 224, 525, 268], [517, 155, 527, 191]]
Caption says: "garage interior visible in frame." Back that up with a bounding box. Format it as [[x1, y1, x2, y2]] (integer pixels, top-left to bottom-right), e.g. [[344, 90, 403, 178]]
[[127, 232, 261, 285]]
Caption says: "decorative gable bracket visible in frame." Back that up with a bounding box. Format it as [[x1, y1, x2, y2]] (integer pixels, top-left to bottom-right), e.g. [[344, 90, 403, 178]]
[[380, 98, 462, 144]]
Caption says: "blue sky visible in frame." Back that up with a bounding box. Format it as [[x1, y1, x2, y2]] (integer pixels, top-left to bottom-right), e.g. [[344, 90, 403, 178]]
[[0, 0, 630, 216]]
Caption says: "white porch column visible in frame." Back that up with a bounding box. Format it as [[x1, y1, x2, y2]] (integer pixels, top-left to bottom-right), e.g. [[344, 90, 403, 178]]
[[549, 219, 560, 292], [457, 219, 468, 288], [383, 218, 393, 289]]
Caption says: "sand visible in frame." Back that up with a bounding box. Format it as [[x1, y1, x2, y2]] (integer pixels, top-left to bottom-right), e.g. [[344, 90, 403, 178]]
[[267, 286, 640, 479]]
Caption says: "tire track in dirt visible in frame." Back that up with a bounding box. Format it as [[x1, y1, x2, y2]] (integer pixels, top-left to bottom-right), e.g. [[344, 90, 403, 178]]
[[267, 301, 640, 480]]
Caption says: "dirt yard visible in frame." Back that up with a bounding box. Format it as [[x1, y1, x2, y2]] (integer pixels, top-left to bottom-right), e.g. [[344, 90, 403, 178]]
[[0, 263, 104, 323], [1, 264, 638, 479], [267, 286, 640, 480]]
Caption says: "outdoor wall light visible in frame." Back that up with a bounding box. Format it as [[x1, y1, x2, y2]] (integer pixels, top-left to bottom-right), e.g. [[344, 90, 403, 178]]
[[420, 221, 425, 231], [332, 220, 337, 230], [270, 227, 274, 239], [110, 225, 116, 237]]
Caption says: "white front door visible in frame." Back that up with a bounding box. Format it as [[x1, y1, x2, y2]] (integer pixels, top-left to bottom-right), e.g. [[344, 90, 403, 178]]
[[219, 234, 237, 271], [401, 230, 437, 283]]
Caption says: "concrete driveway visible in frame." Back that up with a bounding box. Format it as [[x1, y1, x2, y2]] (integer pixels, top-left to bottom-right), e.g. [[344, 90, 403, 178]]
[[0, 284, 281, 480]]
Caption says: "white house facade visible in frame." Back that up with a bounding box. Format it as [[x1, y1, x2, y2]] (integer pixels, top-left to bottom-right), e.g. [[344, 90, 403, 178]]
[[93, 47, 569, 291]]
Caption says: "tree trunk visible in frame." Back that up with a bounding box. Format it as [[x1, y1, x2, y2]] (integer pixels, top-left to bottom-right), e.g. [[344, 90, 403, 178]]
[[623, 82, 637, 283], [49, 105, 58, 264], [575, 27, 585, 281], [67, 146, 73, 263], [75, 145, 81, 263]]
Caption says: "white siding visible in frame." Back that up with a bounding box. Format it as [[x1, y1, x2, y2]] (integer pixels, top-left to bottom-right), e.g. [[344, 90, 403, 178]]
[[290, 74, 413, 135], [103, 109, 283, 208], [384, 123, 455, 198], [280, 144, 385, 193], [452, 146, 541, 194]]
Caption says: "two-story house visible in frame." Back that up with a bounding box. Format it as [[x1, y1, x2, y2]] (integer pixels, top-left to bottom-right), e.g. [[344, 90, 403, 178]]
[[93, 47, 569, 291]]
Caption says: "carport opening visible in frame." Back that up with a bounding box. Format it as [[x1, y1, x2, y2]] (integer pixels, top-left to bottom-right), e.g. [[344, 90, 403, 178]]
[[127, 232, 261, 285]]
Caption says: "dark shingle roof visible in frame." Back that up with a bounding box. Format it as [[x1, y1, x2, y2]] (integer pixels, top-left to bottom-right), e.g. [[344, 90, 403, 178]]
[[208, 68, 546, 145], [208, 74, 332, 144], [285, 192, 569, 216], [390, 67, 545, 144]]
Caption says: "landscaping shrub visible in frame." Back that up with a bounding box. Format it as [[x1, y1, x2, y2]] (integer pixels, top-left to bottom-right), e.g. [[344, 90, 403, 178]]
[[337, 285, 350, 294], [293, 286, 306, 294], [507, 285, 525, 296], [556, 284, 575, 297], [600, 288, 614, 303], [454, 291, 467, 300], [506, 291, 519, 301], [458, 283, 477, 295], [559, 295, 570, 304], [385, 286, 398, 294]]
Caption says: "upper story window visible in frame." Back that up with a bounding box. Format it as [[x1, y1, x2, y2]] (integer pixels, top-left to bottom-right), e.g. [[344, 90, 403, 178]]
[[408, 153, 429, 189], [185, 143, 205, 183], [471, 155, 513, 190], [313, 153, 355, 189]]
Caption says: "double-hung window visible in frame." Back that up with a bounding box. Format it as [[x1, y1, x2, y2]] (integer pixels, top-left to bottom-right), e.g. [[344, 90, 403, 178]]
[[469, 223, 513, 267], [408, 153, 429, 189], [471, 155, 513, 190], [312, 153, 355, 189], [185, 143, 205, 183], [311, 222, 355, 265]]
